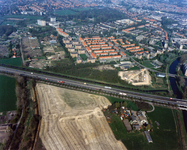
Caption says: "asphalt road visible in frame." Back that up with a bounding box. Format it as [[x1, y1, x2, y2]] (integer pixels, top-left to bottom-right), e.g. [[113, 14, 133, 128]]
[[0, 66, 187, 108]]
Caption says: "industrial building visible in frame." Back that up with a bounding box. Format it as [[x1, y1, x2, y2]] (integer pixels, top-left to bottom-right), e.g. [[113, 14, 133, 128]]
[[37, 20, 46, 26]]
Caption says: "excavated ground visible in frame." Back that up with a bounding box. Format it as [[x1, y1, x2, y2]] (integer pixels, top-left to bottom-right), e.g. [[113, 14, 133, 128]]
[[36, 83, 127, 150]]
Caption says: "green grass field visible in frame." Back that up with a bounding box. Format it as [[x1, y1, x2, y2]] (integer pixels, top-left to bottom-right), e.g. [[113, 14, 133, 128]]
[[54, 8, 92, 16], [105, 96, 139, 111], [142, 60, 155, 68], [54, 10, 77, 16], [1, 21, 17, 25], [0, 57, 22, 67], [104, 102, 179, 150], [0, 58, 22, 112], [128, 66, 140, 70], [3, 15, 43, 20], [74, 8, 92, 11], [80, 54, 87, 61], [0, 75, 17, 112]]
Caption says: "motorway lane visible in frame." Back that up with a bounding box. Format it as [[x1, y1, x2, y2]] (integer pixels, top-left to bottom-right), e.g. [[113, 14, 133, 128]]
[[0, 66, 187, 107]]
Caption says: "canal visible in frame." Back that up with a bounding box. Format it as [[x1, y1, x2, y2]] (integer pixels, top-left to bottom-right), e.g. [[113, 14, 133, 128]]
[[169, 58, 187, 132]]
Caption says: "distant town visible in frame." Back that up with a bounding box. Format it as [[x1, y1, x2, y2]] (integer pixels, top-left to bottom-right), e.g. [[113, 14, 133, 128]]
[[0, 0, 187, 149]]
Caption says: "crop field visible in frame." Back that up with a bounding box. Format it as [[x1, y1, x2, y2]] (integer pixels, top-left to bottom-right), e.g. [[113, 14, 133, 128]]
[[36, 83, 127, 150]]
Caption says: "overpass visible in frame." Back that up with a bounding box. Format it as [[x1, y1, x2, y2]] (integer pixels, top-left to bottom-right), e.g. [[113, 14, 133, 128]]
[[0, 66, 187, 108]]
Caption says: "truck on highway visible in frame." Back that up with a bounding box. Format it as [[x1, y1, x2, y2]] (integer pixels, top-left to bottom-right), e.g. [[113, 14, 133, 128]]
[[119, 92, 127, 96], [104, 86, 112, 89], [58, 81, 65, 83]]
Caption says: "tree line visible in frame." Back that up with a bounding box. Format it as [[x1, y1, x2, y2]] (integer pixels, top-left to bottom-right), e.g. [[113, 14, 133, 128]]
[[0, 25, 16, 37]]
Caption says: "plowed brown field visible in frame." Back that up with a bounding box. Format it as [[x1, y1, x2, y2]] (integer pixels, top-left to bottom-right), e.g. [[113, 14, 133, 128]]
[[36, 83, 127, 150]]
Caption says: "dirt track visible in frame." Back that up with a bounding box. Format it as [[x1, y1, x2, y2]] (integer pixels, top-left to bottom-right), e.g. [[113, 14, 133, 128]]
[[36, 83, 127, 150]]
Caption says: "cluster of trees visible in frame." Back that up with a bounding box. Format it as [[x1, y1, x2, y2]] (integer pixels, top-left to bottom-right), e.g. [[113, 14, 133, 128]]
[[156, 50, 183, 71], [178, 54, 187, 98], [28, 26, 55, 37], [57, 8, 128, 23], [57, 35, 74, 62], [161, 17, 178, 27], [16, 20, 27, 27], [0, 25, 16, 39], [115, 101, 127, 108]]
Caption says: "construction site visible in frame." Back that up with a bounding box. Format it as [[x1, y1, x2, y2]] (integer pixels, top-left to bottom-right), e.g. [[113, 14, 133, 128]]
[[118, 69, 152, 86], [36, 83, 127, 150]]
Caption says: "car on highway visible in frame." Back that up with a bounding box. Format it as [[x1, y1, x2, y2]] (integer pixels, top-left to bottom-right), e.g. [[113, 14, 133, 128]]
[[104, 86, 111, 89], [170, 98, 173, 100], [84, 83, 87, 85], [31, 72, 33, 74]]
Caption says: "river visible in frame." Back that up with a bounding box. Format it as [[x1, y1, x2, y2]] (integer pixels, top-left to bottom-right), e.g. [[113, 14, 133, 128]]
[[169, 58, 187, 132]]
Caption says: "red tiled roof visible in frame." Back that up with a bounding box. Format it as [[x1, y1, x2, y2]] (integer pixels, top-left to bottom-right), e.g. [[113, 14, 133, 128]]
[[91, 53, 96, 58]]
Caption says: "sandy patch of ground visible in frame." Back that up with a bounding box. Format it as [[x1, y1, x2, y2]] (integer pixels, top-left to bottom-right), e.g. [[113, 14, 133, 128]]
[[22, 36, 42, 58], [43, 46, 55, 54], [37, 83, 127, 150], [94, 65, 115, 71], [118, 68, 151, 86]]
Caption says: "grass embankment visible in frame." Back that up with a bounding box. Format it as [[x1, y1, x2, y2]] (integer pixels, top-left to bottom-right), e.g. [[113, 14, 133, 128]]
[[48, 59, 168, 93], [104, 97, 179, 150]]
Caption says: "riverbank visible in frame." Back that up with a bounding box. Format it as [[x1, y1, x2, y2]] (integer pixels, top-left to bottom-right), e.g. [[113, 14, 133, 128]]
[[169, 58, 187, 149]]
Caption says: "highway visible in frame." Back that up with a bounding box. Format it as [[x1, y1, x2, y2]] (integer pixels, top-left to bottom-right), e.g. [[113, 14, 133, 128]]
[[0, 66, 187, 108]]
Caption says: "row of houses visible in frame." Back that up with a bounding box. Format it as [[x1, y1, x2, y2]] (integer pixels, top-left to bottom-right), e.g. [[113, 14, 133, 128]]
[[122, 23, 168, 41], [79, 36, 127, 61], [120, 108, 153, 143]]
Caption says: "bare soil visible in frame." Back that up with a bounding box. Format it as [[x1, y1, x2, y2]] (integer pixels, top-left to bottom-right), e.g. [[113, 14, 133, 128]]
[[94, 65, 115, 71], [22, 36, 42, 58], [36, 83, 127, 150], [0, 111, 17, 144]]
